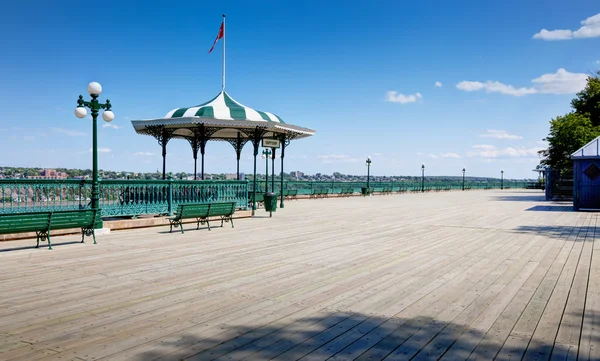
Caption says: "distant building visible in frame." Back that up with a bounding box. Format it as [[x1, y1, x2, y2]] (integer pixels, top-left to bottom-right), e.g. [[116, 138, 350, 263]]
[[225, 173, 237, 180], [28, 169, 68, 179], [290, 171, 304, 179]]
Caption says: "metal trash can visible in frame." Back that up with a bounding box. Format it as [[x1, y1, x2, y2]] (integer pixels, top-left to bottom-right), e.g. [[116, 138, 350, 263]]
[[361, 187, 370, 196], [263, 192, 278, 216]]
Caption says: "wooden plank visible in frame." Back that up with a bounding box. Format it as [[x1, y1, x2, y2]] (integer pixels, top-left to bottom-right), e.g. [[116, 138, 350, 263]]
[[0, 190, 592, 361]]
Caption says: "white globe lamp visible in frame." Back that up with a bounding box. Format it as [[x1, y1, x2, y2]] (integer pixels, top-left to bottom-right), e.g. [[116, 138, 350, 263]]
[[88, 82, 102, 95], [102, 110, 115, 122], [74, 107, 87, 119]]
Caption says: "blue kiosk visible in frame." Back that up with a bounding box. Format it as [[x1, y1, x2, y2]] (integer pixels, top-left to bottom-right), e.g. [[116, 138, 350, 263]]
[[572, 136, 600, 211]]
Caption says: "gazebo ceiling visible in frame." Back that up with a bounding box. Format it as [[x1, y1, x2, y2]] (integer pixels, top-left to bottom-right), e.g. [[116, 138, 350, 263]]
[[131, 90, 315, 140]]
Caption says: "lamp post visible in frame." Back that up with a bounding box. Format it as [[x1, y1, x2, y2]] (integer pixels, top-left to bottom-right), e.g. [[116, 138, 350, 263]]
[[262, 149, 271, 192], [421, 163, 425, 193], [501, 169, 504, 190], [74, 82, 114, 229], [365, 156, 372, 190], [462, 168, 466, 191], [271, 148, 276, 193]]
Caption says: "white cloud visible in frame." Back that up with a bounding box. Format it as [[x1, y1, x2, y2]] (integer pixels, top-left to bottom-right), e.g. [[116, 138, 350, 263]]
[[456, 68, 587, 96], [480, 130, 523, 140], [435, 81, 442, 87], [531, 68, 588, 94], [124, 116, 131, 120], [317, 154, 350, 160], [317, 154, 361, 163], [134, 152, 155, 156], [533, 13, 600, 40], [89, 148, 111, 153], [102, 123, 122, 129], [385, 91, 423, 104], [428, 152, 461, 159], [373, 152, 383, 156], [441, 153, 461, 158], [467, 144, 541, 159], [473, 144, 497, 150], [52, 127, 86, 136], [456, 81, 537, 96]]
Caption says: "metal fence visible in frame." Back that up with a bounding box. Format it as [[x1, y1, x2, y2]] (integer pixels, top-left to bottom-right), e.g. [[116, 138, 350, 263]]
[[0, 178, 529, 216], [249, 180, 529, 195], [0, 179, 249, 217]]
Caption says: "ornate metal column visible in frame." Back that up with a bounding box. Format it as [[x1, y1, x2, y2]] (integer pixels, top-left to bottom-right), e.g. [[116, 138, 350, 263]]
[[226, 132, 249, 180], [145, 125, 175, 180], [278, 133, 292, 208], [188, 124, 219, 180], [249, 127, 267, 215]]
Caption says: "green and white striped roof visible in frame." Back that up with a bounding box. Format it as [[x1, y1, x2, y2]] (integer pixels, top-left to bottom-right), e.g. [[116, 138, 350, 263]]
[[131, 90, 315, 140], [165, 91, 285, 123]]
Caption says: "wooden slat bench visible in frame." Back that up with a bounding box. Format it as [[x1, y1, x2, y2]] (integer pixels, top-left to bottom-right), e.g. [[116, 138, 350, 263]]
[[0, 209, 98, 250], [169, 202, 236, 234], [341, 188, 354, 197], [283, 189, 298, 200], [248, 192, 265, 208]]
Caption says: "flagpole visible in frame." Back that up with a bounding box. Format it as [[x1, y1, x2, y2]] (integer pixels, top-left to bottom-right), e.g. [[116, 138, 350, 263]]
[[222, 14, 226, 91]]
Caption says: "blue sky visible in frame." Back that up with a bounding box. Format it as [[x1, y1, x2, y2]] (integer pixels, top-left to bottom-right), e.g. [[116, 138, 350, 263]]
[[0, 0, 598, 179]]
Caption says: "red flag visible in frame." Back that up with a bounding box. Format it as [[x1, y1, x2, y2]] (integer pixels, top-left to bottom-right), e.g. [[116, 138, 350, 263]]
[[208, 22, 224, 54]]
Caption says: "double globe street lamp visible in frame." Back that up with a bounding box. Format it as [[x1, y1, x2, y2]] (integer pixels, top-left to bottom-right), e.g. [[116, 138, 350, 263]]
[[421, 163, 425, 193], [462, 168, 466, 191], [261, 149, 272, 192], [365, 156, 372, 189], [501, 169, 504, 190], [74, 82, 115, 228]]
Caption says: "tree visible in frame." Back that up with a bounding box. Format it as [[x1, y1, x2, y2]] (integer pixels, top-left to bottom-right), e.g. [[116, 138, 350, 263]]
[[539, 113, 600, 174], [571, 70, 600, 126], [540, 71, 600, 175]]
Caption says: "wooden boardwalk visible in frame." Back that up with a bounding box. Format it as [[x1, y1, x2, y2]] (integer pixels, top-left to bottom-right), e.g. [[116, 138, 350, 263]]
[[0, 190, 598, 360]]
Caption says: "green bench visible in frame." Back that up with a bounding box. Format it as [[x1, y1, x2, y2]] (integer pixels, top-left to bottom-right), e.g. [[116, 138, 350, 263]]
[[0, 209, 98, 250], [341, 188, 354, 197], [169, 202, 236, 234], [310, 189, 329, 199], [248, 192, 265, 208], [283, 189, 298, 200]]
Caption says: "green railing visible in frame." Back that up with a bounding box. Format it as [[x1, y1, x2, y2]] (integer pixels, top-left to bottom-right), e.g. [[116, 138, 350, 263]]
[[249, 180, 529, 194], [0, 179, 248, 217]]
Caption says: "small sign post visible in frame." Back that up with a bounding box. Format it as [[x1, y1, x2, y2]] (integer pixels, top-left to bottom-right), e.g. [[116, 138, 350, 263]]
[[262, 138, 281, 148]]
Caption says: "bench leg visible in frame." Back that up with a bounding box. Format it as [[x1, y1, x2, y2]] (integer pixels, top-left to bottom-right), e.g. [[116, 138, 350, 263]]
[[36, 231, 51, 249], [81, 227, 96, 244], [47, 231, 52, 250]]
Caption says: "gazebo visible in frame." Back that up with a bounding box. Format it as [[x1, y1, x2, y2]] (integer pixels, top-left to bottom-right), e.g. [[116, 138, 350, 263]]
[[130, 90, 315, 212]]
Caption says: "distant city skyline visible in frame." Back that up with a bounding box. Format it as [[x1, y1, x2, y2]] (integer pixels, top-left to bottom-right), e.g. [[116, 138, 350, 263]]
[[0, 1, 598, 178]]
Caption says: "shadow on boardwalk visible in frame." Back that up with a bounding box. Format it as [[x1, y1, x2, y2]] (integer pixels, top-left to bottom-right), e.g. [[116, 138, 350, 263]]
[[135, 312, 594, 360], [514, 225, 597, 240], [525, 205, 574, 212], [493, 195, 548, 202]]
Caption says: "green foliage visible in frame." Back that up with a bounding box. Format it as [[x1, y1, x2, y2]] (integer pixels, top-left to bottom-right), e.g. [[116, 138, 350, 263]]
[[571, 71, 600, 126], [540, 113, 600, 174], [541, 71, 600, 174]]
